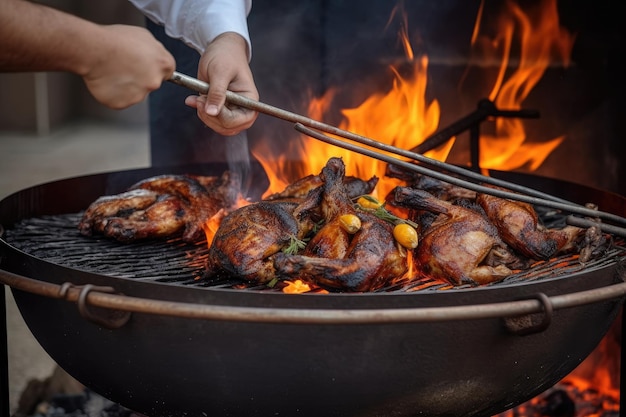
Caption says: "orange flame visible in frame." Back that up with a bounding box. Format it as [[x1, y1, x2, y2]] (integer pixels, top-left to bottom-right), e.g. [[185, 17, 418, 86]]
[[253, 32, 444, 201], [464, 0, 576, 171], [281, 279, 330, 294], [247, 0, 577, 289], [253, 0, 575, 200], [202, 209, 226, 246], [202, 194, 250, 244]]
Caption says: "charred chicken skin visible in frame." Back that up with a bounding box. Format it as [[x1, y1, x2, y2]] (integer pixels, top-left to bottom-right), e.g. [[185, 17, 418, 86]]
[[476, 192, 583, 260], [301, 156, 356, 260], [274, 211, 407, 291], [265, 173, 379, 202], [390, 186, 515, 285], [96, 193, 188, 242], [204, 188, 322, 283], [78, 172, 241, 243], [273, 157, 408, 291]]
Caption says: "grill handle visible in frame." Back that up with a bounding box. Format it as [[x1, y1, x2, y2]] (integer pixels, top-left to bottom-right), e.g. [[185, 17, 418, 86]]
[[1, 268, 625, 331]]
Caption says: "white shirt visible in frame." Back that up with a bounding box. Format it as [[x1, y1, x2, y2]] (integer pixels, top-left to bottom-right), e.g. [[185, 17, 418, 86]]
[[128, 0, 252, 58]]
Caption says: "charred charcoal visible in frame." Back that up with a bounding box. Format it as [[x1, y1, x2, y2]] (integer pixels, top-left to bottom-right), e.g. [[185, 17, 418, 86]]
[[537, 389, 576, 417]]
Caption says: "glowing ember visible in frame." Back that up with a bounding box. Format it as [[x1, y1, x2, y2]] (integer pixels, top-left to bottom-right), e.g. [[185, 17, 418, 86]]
[[282, 279, 312, 293], [281, 279, 329, 294]]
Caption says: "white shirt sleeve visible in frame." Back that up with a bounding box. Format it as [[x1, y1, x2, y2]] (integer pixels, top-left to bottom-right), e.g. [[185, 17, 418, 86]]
[[128, 0, 252, 58]]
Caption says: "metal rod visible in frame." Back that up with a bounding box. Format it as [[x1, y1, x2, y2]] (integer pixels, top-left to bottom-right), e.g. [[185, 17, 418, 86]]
[[294, 123, 626, 235], [1, 269, 625, 325], [567, 216, 626, 238], [169, 71, 626, 228], [469, 124, 480, 172], [167, 72, 579, 208], [413, 98, 539, 154], [1, 285, 9, 417], [619, 305, 626, 417]]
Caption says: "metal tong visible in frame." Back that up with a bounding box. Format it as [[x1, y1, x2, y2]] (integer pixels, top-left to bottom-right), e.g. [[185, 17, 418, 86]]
[[167, 71, 626, 236]]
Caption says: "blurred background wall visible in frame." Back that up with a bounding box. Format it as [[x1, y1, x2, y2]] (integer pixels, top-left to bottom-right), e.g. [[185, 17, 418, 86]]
[[0, 0, 149, 136]]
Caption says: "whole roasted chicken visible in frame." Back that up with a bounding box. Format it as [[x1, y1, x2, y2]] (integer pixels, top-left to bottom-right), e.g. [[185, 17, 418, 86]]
[[273, 157, 408, 291], [78, 172, 242, 242], [390, 186, 520, 285], [204, 188, 322, 283]]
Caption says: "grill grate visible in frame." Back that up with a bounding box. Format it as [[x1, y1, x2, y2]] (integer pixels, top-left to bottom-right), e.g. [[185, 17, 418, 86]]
[[3, 212, 625, 293]]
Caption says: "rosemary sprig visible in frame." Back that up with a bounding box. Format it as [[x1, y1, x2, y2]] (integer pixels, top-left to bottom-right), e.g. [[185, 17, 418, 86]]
[[354, 195, 419, 228], [282, 234, 308, 255]]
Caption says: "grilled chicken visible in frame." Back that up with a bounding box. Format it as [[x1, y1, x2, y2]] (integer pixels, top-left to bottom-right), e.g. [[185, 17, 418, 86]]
[[274, 211, 407, 291], [273, 157, 407, 291], [204, 188, 322, 283], [302, 157, 356, 259], [98, 194, 188, 241], [476, 192, 584, 260], [390, 186, 516, 285], [265, 173, 379, 202], [78, 189, 162, 236], [129, 173, 241, 242], [78, 172, 242, 243]]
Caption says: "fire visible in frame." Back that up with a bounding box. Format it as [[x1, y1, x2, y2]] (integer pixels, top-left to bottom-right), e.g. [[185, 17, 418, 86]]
[[202, 194, 251, 244], [255, 42, 444, 201], [202, 209, 226, 246], [220, 3, 619, 410], [281, 279, 329, 294], [463, 0, 575, 171], [248, 0, 578, 293], [253, 0, 575, 199]]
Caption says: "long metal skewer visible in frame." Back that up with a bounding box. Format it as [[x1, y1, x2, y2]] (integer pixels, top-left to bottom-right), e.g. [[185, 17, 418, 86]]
[[294, 123, 626, 237], [168, 71, 626, 228], [168, 73, 571, 202]]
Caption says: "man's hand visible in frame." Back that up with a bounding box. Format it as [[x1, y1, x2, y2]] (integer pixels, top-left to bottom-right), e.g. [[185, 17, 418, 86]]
[[185, 32, 258, 136], [0, 0, 175, 110], [82, 25, 176, 109]]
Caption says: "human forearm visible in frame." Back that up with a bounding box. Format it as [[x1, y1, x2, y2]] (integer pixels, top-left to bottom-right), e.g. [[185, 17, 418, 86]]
[[0, 0, 108, 74], [0, 0, 176, 109]]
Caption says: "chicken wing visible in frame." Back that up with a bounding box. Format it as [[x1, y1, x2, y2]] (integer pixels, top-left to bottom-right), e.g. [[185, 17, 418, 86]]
[[476, 192, 583, 260], [98, 194, 188, 242]]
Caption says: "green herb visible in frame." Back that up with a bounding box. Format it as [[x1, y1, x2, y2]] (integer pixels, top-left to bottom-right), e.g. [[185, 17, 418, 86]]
[[282, 234, 307, 255], [355, 197, 419, 229], [312, 220, 324, 234]]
